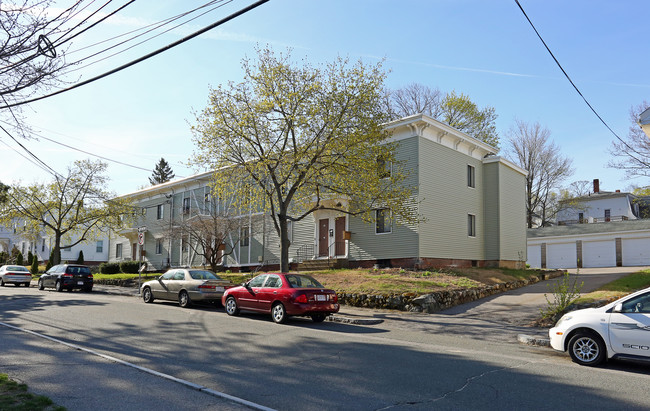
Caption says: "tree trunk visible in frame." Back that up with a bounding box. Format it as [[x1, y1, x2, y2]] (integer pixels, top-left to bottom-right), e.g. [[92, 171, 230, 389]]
[[52, 235, 62, 265], [279, 217, 290, 273]]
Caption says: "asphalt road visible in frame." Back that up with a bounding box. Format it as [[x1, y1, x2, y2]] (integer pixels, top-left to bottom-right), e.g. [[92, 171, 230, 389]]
[[1, 268, 649, 411]]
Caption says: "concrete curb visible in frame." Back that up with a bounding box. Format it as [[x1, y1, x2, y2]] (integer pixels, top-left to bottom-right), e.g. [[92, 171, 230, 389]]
[[517, 334, 551, 347], [327, 315, 384, 325]]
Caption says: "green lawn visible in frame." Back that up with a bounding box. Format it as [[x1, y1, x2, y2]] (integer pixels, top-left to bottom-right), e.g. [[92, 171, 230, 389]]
[[574, 269, 650, 305], [0, 374, 64, 411]]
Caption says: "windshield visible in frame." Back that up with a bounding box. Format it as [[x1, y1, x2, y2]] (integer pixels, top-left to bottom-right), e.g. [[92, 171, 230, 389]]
[[189, 270, 219, 280], [285, 274, 324, 288]]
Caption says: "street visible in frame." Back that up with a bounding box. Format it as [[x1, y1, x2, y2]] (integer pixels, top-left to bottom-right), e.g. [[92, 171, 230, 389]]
[[1, 283, 650, 410]]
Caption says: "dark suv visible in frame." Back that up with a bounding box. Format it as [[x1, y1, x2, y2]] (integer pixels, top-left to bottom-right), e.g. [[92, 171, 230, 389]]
[[38, 264, 93, 292]]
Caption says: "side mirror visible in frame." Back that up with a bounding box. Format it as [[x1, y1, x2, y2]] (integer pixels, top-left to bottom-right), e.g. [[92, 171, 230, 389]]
[[243, 280, 251, 288], [613, 303, 623, 313]]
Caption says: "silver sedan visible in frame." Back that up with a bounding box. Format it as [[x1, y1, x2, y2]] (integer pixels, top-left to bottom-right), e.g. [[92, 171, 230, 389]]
[[140, 268, 233, 308], [0, 265, 32, 287]]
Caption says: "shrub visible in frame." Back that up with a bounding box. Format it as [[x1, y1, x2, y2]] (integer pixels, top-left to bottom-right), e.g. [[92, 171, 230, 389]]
[[45, 260, 52, 271], [119, 261, 141, 274], [99, 262, 120, 274], [30, 257, 38, 274], [76, 250, 85, 264], [16, 252, 23, 266], [27, 251, 33, 265], [0, 251, 7, 265]]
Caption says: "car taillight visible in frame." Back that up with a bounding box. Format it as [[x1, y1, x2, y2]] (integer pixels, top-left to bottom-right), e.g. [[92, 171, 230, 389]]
[[332, 294, 338, 303], [295, 294, 308, 303], [88, 274, 93, 279], [199, 284, 216, 290], [62, 274, 73, 278]]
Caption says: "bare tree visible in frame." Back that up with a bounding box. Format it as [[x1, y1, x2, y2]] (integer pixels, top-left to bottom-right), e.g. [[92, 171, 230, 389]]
[[609, 101, 650, 178], [389, 83, 442, 119], [505, 120, 574, 228], [0, 1, 82, 136]]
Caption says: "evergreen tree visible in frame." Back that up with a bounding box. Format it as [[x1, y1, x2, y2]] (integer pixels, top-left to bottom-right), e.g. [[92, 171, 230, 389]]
[[30, 256, 38, 274], [27, 250, 33, 265], [149, 158, 175, 185], [16, 251, 23, 266], [76, 250, 85, 264]]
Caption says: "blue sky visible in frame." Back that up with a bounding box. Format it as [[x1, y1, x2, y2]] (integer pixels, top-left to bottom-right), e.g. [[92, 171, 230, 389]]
[[2, 0, 648, 195]]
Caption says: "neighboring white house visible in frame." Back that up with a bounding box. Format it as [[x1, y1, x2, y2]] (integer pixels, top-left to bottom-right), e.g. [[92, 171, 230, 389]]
[[0, 220, 109, 265], [528, 179, 650, 269], [109, 114, 528, 271]]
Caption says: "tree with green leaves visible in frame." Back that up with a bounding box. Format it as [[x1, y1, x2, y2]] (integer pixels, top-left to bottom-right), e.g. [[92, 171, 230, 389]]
[[0, 160, 133, 266], [192, 47, 418, 273], [149, 158, 176, 186], [389, 83, 499, 148], [0, 182, 8, 204], [76, 250, 84, 265]]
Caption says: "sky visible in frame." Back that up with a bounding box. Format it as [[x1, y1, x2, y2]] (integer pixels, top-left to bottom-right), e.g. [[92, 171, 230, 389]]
[[1, 0, 648, 197]]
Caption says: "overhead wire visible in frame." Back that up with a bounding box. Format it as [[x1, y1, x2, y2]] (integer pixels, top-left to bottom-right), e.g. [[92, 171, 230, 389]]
[[513, 0, 641, 158], [0, 0, 270, 110]]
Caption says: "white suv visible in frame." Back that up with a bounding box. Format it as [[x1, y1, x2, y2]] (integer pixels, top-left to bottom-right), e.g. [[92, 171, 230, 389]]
[[549, 286, 650, 366]]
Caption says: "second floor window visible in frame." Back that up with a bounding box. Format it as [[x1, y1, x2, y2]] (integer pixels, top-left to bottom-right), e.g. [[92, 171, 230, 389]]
[[240, 227, 250, 247], [377, 157, 391, 179], [96, 240, 103, 253], [157, 204, 164, 220], [605, 209, 611, 222], [468, 214, 476, 237], [467, 165, 475, 188], [155, 238, 163, 255], [183, 198, 190, 215]]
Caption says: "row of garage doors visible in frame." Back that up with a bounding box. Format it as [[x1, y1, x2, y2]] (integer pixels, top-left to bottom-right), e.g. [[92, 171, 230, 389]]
[[527, 237, 650, 269]]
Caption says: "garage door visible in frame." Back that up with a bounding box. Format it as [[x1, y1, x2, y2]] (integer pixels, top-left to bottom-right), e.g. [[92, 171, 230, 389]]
[[622, 238, 650, 266], [583, 240, 616, 268], [527, 245, 541, 268], [546, 242, 577, 269]]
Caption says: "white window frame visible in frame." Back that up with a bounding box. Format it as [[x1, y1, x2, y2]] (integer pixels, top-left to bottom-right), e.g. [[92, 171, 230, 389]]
[[467, 165, 475, 188], [155, 238, 163, 255], [157, 204, 164, 220], [116, 243, 123, 258], [468, 214, 476, 237], [96, 240, 103, 253]]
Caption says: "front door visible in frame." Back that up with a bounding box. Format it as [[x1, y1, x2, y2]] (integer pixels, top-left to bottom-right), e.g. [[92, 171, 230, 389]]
[[335, 217, 346, 256], [318, 219, 329, 257]]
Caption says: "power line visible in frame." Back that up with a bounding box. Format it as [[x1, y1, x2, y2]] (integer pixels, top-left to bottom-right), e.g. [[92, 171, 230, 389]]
[[0, 0, 270, 110], [514, 0, 629, 147]]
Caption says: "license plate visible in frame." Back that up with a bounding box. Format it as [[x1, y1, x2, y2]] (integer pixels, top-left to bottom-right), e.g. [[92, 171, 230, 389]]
[[215, 287, 224, 292], [77, 281, 84, 285], [315, 294, 327, 301]]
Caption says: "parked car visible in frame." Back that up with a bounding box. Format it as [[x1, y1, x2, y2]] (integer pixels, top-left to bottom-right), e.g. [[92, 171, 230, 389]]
[[222, 273, 339, 324], [141, 268, 233, 308], [0, 265, 32, 287], [38, 264, 93, 292], [550, 286, 650, 366]]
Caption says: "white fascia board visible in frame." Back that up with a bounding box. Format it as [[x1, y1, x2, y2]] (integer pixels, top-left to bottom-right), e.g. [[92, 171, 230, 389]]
[[115, 170, 214, 201]]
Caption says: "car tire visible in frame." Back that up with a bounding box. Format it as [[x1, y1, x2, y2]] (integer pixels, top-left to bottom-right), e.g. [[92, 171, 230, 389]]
[[38, 279, 44, 290], [311, 313, 327, 323], [178, 290, 191, 308], [225, 296, 239, 316], [142, 287, 154, 304], [271, 302, 287, 324], [568, 331, 606, 366], [0, 279, 4, 286], [55, 281, 63, 292]]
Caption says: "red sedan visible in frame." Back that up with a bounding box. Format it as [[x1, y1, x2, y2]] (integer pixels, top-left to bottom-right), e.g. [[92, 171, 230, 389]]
[[222, 273, 339, 323]]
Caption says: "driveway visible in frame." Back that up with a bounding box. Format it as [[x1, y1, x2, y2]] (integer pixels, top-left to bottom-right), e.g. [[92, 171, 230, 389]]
[[330, 266, 649, 343]]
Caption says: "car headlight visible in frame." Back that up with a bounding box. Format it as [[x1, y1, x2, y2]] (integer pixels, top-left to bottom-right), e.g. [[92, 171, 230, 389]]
[[554, 314, 572, 328]]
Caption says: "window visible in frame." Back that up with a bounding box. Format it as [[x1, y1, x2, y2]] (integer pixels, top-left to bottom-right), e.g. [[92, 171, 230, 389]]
[[263, 274, 282, 288], [41, 239, 45, 252], [182, 236, 188, 252], [578, 212, 584, 224], [468, 214, 476, 237], [155, 238, 163, 255], [619, 292, 650, 313], [467, 165, 475, 188], [377, 157, 391, 179], [96, 240, 103, 253], [376, 208, 392, 234], [605, 209, 611, 222], [240, 227, 250, 247], [116, 243, 123, 258], [157, 204, 164, 220], [141, 208, 147, 216], [204, 192, 211, 203], [249, 274, 267, 287], [182, 197, 190, 215]]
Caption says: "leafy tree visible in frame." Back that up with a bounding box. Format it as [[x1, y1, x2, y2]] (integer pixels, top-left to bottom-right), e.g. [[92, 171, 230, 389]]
[[149, 158, 176, 186], [0, 160, 133, 266], [505, 120, 573, 228], [0, 182, 9, 204], [609, 101, 650, 177], [0, 1, 84, 136], [192, 47, 418, 273], [30, 255, 39, 274], [76, 250, 84, 265], [389, 84, 499, 148], [27, 251, 33, 266]]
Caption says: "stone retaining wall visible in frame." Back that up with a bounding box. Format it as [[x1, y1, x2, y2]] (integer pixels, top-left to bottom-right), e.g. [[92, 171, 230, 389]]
[[338, 270, 565, 313]]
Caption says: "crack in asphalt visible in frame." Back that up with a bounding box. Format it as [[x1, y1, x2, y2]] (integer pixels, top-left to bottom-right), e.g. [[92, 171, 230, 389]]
[[373, 358, 549, 410]]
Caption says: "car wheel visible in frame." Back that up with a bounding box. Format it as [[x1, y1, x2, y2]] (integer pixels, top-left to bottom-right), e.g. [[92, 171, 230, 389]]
[[178, 290, 191, 308], [271, 302, 287, 324], [55, 281, 63, 292], [0, 279, 4, 286], [142, 287, 154, 303], [311, 313, 327, 323], [225, 296, 239, 316], [568, 331, 606, 366], [38, 279, 44, 290]]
